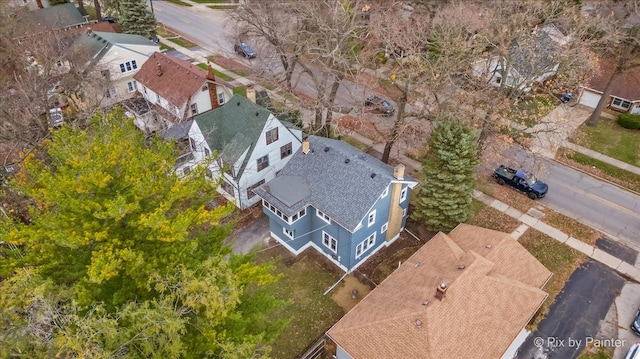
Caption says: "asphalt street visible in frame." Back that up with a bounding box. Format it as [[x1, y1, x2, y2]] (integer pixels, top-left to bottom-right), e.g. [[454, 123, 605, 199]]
[[516, 260, 625, 359]]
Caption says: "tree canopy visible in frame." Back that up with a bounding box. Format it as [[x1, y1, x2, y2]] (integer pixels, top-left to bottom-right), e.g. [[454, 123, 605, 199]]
[[0, 109, 286, 358], [119, 0, 157, 39], [412, 120, 480, 232]]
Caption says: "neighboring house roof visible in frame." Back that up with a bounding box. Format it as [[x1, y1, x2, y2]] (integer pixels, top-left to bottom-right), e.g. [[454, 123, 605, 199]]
[[25, 3, 87, 30], [327, 224, 552, 359], [510, 25, 566, 79], [160, 119, 193, 140], [253, 135, 418, 232], [71, 30, 156, 65], [134, 52, 231, 110], [192, 94, 273, 178], [584, 58, 640, 101]]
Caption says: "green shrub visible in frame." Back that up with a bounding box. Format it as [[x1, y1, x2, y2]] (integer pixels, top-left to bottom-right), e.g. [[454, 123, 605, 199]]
[[617, 113, 640, 130]]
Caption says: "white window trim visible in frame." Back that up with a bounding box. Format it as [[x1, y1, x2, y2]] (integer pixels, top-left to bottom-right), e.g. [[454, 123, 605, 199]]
[[400, 187, 408, 203], [368, 210, 376, 227], [356, 232, 376, 259], [612, 97, 631, 110], [217, 92, 225, 105], [381, 222, 388, 234], [263, 200, 306, 224], [316, 208, 331, 224], [403, 207, 407, 217], [283, 227, 294, 240], [381, 186, 389, 198], [322, 231, 337, 253], [126, 80, 137, 93]]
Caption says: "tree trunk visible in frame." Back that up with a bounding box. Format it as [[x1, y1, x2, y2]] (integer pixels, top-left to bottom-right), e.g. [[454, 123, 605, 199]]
[[382, 85, 408, 164], [94, 0, 102, 22], [585, 69, 621, 127], [313, 72, 328, 130], [76, 0, 85, 11], [320, 74, 342, 137], [36, 0, 43, 8]]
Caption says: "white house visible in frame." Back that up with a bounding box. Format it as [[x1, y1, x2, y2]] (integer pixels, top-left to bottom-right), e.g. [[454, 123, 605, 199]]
[[71, 29, 159, 107], [132, 52, 234, 132], [473, 25, 568, 92], [161, 94, 303, 210]]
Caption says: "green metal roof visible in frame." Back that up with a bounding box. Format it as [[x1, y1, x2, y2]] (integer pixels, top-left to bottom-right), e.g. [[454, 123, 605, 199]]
[[193, 94, 273, 179]]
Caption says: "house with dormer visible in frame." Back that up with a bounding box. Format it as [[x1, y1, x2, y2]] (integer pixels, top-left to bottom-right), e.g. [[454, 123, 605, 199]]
[[252, 136, 419, 273], [161, 94, 303, 209], [327, 224, 552, 359], [132, 52, 234, 132], [70, 29, 159, 106]]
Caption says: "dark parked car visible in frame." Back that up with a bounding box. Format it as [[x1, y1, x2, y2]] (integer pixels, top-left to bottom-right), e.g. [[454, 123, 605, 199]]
[[493, 165, 548, 199], [234, 42, 256, 59], [364, 95, 395, 116], [632, 309, 640, 336]]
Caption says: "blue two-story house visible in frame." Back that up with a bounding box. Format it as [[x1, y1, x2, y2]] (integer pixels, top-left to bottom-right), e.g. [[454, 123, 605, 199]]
[[253, 136, 419, 273]]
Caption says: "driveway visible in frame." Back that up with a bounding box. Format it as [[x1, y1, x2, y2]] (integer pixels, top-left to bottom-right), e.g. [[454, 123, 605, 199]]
[[515, 260, 625, 359], [226, 214, 271, 254], [614, 283, 640, 359]]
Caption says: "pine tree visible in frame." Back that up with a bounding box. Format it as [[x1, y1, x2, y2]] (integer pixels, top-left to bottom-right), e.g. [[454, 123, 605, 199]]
[[119, 0, 157, 39], [0, 109, 286, 358], [412, 120, 480, 232]]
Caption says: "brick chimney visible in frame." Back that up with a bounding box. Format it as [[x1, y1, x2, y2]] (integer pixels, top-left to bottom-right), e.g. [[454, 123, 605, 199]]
[[206, 62, 220, 110], [156, 62, 163, 77], [246, 83, 256, 103], [435, 283, 447, 301], [302, 138, 310, 154]]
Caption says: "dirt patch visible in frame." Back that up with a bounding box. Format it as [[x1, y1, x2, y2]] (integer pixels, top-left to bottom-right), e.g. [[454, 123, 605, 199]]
[[210, 55, 254, 75], [331, 275, 372, 312], [335, 115, 387, 142]]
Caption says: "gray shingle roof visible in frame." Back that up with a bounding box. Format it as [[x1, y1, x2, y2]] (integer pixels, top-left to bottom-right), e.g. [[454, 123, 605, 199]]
[[254, 136, 418, 232], [29, 3, 86, 29], [193, 95, 273, 179], [160, 120, 193, 140], [72, 31, 156, 63]]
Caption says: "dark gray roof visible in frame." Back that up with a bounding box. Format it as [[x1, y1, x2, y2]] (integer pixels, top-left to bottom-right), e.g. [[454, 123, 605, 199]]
[[29, 3, 87, 29], [254, 136, 418, 232], [160, 120, 193, 140], [511, 26, 565, 78], [193, 94, 273, 179]]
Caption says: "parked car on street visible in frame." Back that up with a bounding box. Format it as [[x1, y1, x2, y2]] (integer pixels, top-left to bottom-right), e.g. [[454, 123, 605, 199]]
[[625, 342, 640, 359], [234, 42, 256, 59], [631, 309, 640, 336], [493, 165, 548, 199], [364, 95, 395, 116]]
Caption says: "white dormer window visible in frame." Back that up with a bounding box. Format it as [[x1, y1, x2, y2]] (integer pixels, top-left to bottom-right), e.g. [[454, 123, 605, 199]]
[[368, 210, 376, 227], [381, 186, 389, 198], [283, 227, 294, 240], [316, 209, 330, 224], [400, 187, 407, 203]]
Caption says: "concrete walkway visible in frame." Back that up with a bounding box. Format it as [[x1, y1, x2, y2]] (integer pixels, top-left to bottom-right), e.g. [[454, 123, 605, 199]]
[[472, 189, 640, 282]]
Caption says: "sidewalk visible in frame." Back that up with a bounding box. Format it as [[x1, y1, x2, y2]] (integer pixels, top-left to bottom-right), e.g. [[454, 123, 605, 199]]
[[472, 189, 640, 282]]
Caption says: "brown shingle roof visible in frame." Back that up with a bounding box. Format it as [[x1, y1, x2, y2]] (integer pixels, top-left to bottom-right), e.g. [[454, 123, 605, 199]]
[[585, 58, 640, 101], [327, 224, 552, 359], [133, 52, 209, 109]]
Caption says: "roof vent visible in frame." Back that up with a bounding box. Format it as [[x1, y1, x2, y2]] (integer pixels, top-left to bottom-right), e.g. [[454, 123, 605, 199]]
[[371, 173, 376, 179], [255, 112, 259, 116], [345, 158, 350, 164], [415, 261, 421, 267], [457, 264, 465, 270], [324, 147, 330, 152], [415, 319, 422, 328], [421, 300, 429, 306], [236, 101, 241, 106], [485, 244, 492, 249]]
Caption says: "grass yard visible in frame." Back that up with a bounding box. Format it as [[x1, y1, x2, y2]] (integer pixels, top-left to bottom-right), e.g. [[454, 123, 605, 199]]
[[164, 0, 193, 6], [194, 63, 235, 81], [191, 0, 238, 2], [541, 209, 603, 246], [84, 5, 97, 20], [168, 37, 197, 49], [466, 200, 522, 234], [579, 347, 613, 359], [556, 148, 640, 194], [340, 136, 370, 152], [159, 43, 174, 52], [570, 118, 640, 167], [506, 95, 557, 128], [255, 249, 345, 359], [233, 86, 247, 97], [519, 229, 586, 330]]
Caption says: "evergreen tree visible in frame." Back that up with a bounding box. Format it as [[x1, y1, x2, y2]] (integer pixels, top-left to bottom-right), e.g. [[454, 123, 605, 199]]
[[412, 119, 480, 232], [0, 109, 286, 358], [119, 0, 156, 39]]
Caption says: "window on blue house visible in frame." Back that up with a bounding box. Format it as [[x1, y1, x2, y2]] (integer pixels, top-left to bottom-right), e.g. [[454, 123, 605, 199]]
[[322, 232, 337, 253], [381, 222, 388, 233], [381, 186, 389, 198], [283, 227, 294, 240], [356, 233, 376, 259], [316, 208, 331, 224], [368, 210, 376, 227], [400, 187, 407, 203]]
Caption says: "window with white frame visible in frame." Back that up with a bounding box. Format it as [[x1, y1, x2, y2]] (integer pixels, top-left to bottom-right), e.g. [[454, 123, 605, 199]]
[[283, 227, 294, 240], [322, 232, 337, 253], [400, 187, 407, 202], [368, 210, 376, 227], [356, 233, 376, 258], [280, 142, 292, 159], [403, 207, 407, 217], [204, 148, 210, 157], [257, 155, 269, 171], [202, 85, 208, 92], [190, 103, 198, 115], [217, 93, 225, 105], [381, 222, 388, 233], [611, 97, 631, 110], [126, 80, 137, 93], [316, 209, 331, 223], [119, 60, 138, 73], [105, 87, 117, 99], [247, 179, 265, 200], [266, 128, 278, 145], [381, 186, 389, 198]]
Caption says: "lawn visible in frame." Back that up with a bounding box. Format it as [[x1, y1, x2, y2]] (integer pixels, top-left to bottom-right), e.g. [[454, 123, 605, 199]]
[[195, 63, 235, 81], [570, 118, 640, 167], [519, 228, 586, 330], [232, 86, 246, 97], [340, 136, 370, 152], [466, 200, 521, 234], [191, 0, 238, 2], [541, 209, 603, 246], [168, 37, 197, 49], [164, 0, 193, 6], [505, 95, 557, 128], [83, 5, 97, 20], [255, 249, 345, 359], [556, 148, 640, 194]]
